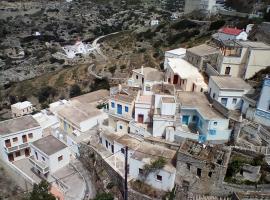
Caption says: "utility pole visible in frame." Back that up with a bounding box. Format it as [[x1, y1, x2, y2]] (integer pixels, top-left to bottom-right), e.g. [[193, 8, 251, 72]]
[[124, 146, 128, 200]]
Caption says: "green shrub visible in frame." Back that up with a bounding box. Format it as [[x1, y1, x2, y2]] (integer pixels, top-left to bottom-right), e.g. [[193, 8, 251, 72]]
[[94, 192, 114, 200]]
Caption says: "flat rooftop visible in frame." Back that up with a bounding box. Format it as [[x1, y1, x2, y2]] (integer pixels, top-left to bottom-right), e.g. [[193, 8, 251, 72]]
[[237, 41, 270, 49], [178, 92, 225, 119], [145, 71, 163, 82], [71, 89, 109, 104], [210, 76, 252, 91], [131, 142, 176, 173], [133, 67, 158, 75], [11, 101, 32, 109], [162, 97, 175, 103], [152, 83, 175, 95], [32, 135, 67, 156], [0, 115, 40, 136], [115, 134, 142, 150], [167, 58, 204, 79], [136, 94, 153, 104], [57, 100, 102, 126], [187, 44, 219, 56], [110, 85, 139, 103], [166, 48, 186, 56], [179, 140, 228, 165]]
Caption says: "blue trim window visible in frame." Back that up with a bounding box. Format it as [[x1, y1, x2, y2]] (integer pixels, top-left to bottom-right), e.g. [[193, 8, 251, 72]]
[[111, 102, 115, 108], [125, 106, 129, 112], [119, 125, 123, 130], [209, 130, 216, 135]]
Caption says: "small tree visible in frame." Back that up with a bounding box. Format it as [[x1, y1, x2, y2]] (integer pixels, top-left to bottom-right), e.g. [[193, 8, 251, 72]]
[[69, 84, 81, 98], [94, 192, 114, 200], [24, 180, 55, 200], [142, 157, 166, 180]]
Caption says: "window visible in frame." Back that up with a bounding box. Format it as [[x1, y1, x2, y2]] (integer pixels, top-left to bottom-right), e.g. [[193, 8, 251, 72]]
[[100, 137, 102, 144], [5, 139, 11, 148], [106, 140, 108, 148], [186, 163, 191, 171], [221, 98, 228, 107], [213, 93, 216, 99], [28, 133, 33, 139], [232, 98, 237, 104], [145, 86, 151, 91], [136, 75, 138, 79], [58, 156, 63, 162], [119, 125, 123, 130], [214, 122, 217, 126], [12, 137, 18, 143], [121, 148, 125, 154], [42, 157, 45, 161], [35, 151, 38, 160], [208, 172, 212, 177], [125, 106, 129, 112], [197, 168, 202, 177], [139, 168, 143, 175], [15, 151, 21, 157], [225, 66, 231, 75], [209, 129, 216, 135], [111, 102, 115, 108], [156, 175, 162, 181], [22, 135, 27, 143]]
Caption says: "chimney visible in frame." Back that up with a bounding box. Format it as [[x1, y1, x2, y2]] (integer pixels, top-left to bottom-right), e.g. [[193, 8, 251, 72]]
[[118, 84, 122, 93], [141, 65, 144, 74]]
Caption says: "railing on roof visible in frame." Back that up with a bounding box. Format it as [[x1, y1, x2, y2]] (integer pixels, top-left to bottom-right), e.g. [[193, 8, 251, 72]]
[[29, 155, 49, 174]]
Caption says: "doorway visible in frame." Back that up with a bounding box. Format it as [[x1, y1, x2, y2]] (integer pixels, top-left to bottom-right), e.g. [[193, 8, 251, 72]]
[[138, 114, 144, 123]]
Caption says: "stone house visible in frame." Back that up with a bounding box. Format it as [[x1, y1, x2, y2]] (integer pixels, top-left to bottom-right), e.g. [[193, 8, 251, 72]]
[[11, 101, 34, 118]]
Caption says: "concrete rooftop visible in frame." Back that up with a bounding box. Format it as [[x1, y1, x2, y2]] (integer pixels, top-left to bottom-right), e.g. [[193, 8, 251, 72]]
[[211, 76, 252, 91], [0, 115, 40, 136], [178, 92, 225, 119], [32, 135, 67, 156]]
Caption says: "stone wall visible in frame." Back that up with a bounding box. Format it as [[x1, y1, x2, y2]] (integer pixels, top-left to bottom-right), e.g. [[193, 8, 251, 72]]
[[79, 143, 124, 199]]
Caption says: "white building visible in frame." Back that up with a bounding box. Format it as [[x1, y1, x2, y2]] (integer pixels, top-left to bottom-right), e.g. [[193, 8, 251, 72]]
[[32, 110, 60, 136], [185, 44, 219, 71], [62, 41, 95, 59], [164, 48, 186, 70], [165, 58, 208, 92], [214, 27, 248, 41], [214, 41, 270, 79], [108, 86, 139, 134], [208, 76, 252, 110], [184, 0, 217, 14], [150, 20, 159, 26], [29, 135, 70, 178], [176, 92, 231, 143], [128, 66, 163, 88], [152, 84, 177, 138], [0, 115, 42, 162], [254, 75, 270, 126], [11, 101, 34, 118], [129, 142, 176, 191]]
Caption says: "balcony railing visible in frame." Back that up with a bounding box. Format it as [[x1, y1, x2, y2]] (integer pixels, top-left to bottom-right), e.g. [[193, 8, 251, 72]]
[[29, 155, 50, 174], [105, 109, 133, 121], [4, 143, 29, 153]]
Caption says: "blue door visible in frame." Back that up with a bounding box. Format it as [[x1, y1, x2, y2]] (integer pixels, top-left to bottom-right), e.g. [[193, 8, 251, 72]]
[[117, 104, 122, 115], [182, 115, 189, 125]]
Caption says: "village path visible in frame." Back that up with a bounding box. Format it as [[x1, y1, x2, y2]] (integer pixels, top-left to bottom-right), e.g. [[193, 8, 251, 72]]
[[71, 159, 97, 199]]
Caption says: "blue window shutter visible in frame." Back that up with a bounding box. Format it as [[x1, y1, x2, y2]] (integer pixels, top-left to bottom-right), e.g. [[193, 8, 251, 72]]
[[111, 102, 115, 108], [125, 106, 129, 112]]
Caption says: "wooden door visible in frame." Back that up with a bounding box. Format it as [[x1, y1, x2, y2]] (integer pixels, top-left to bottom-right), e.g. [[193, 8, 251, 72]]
[[138, 114, 144, 123], [25, 148, 30, 157], [8, 154, 14, 162]]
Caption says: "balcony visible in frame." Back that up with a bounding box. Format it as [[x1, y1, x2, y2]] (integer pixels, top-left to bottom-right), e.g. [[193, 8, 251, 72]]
[[105, 109, 133, 121], [29, 156, 50, 174], [4, 143, 29, 153]]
